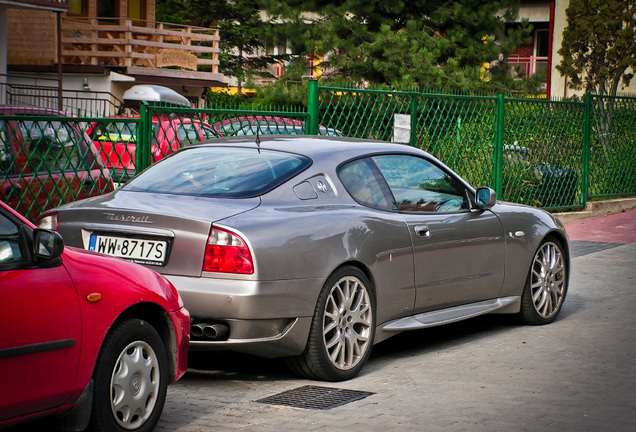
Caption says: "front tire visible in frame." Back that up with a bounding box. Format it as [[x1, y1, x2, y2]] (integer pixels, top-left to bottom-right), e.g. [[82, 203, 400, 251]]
[[88, 319, 168, 432], [518, 239, 568, 325], [286, 266, 375, 381]]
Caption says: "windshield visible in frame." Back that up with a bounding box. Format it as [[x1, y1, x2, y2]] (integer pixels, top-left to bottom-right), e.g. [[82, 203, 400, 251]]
[[91, 121, 138, 142], [124, 146, 311, 198]]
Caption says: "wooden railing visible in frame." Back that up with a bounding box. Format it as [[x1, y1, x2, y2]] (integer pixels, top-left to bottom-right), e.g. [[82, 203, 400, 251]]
[[60, 16, 220, 74]]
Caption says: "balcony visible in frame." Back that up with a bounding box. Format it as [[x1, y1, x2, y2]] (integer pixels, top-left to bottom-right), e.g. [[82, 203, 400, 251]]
[[507, 55, 548, 80], [60, 16, 222, 78]]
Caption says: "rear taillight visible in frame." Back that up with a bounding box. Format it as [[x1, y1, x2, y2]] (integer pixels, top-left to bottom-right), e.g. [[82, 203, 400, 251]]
[[37, 213, 59, 231], [203, 227, 254, 274]]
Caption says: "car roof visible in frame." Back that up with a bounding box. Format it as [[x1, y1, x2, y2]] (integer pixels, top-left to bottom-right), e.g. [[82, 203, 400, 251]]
[[0, 105, 72, 116], [194, 135, 426, 160]]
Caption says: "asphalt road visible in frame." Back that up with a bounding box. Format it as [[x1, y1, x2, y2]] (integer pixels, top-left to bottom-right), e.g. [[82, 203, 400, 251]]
[[151, 209, 636, 432], [7, 210, 636, 432]]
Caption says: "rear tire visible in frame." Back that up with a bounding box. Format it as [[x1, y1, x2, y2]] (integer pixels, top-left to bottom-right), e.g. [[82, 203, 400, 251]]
[[518, 239, 568, 325], [286, 266, 375, 381], [87, 318, 168, 432]]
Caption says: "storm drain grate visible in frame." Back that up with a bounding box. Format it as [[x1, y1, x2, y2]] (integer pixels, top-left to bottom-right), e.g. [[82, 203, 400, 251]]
[[571, 240, 623, 258], [255, 385, 375, 410]]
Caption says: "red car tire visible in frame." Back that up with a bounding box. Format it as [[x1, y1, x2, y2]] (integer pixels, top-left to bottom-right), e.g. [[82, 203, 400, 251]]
[[88, 318, 168, 432]]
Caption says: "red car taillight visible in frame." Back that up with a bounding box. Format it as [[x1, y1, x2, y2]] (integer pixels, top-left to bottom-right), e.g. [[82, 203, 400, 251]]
[[203, 227, 254, 274]]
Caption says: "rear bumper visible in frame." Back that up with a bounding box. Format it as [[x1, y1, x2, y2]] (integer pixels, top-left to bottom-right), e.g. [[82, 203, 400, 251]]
[[164, 275, 324, 358], [188, 317, 313, 358]]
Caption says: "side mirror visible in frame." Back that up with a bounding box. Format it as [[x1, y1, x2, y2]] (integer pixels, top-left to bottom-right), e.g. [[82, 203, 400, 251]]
[[474, 187, 497, 210], [34, 229, 65, 261]]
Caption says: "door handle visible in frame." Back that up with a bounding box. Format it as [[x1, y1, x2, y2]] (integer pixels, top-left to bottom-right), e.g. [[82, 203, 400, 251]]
[[414, 225, 430, 238]]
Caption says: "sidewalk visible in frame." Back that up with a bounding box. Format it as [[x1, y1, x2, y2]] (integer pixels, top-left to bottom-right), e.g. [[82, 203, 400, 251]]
[[553, 196, 636, 224], [565, 208, 636, 244]]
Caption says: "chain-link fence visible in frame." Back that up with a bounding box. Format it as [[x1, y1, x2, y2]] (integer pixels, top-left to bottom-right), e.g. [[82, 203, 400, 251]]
[[2, 85, 635, 221], [0, 107, 115, 221], [313, 83, 635, 211], [589, 94, 636, 200]]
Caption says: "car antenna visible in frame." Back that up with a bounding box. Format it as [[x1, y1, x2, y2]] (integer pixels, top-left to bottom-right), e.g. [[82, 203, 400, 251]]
[[255, 125, 261, 152]]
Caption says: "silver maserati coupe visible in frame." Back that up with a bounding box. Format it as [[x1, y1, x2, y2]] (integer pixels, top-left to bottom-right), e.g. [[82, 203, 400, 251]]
[[38, 136, 570, 381]]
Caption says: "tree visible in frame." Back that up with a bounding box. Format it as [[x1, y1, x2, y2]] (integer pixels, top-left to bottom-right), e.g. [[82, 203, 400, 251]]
[[155, 0, 190, 25], [557, 0, 636, 96], [156, 0, 284, 96], [558, 1, 636, 167], [261, 0, 534, 93]]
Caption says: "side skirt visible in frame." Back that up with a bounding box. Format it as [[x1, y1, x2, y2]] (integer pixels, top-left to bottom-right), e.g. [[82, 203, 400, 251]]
[[375, 296, 520, 343]]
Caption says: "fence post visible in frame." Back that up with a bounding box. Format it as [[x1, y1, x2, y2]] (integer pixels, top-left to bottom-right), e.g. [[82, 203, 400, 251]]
[[493, 93, 505, 196], [581, 92, 592, 205], [410, 95, 417, 147], [136, 102, 149, 174], [307, 80, 319, 135]]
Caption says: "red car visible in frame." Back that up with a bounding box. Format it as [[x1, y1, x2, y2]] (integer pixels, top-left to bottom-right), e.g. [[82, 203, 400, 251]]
[[0, 106, 114, 221], [0, 201, 189, 431], [88, 117, 217, 182]]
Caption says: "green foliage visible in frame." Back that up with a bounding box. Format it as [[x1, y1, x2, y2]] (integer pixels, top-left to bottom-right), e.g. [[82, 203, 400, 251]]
[[262, 0, 537, 93], [155, 0, 191, 25], [156, 0, 283, 93], [205, 89, 243, 107], [250, 59, 311, 107], [589, 99, 636, 195], [418, 102, 495, 188], [557, 0, 636, 96]]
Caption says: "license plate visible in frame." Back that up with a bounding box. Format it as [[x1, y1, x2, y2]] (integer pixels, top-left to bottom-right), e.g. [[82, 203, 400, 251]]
[[89, 234, 168, 266]]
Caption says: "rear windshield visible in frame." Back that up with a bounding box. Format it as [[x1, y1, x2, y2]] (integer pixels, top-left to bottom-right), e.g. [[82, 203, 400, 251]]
[[124, 146, 311, 198]]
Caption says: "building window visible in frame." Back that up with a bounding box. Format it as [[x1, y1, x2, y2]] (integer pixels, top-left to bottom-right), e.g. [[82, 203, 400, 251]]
[[533, 29, 549, 82], [128, 0, 146, 20], [68, 0, 86, 16], [535, 29, 550, 57], [99, 0, 118, 19]]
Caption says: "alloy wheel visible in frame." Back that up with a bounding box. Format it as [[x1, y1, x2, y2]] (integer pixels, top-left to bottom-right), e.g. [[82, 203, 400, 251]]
[[322, 275, 373, 371], [530, 241, 566, 319]]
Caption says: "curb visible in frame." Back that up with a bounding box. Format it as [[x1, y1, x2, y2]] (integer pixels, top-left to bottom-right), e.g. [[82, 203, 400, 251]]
[[552, 197, 636, 225]]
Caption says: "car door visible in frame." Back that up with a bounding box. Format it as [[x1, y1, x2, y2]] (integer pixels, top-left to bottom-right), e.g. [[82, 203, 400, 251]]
[[338, 157, 417, 323], [0, 209, 82, 421], [372, 154, 506, 313]]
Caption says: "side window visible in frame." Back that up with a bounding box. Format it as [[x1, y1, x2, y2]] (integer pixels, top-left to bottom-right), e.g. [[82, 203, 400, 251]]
[[177, 123, 202, 146], [0, 213, 24, 263], [19, 121, 85, 174], [200, 124, 217, 140], [338, 158, 392, 210], [0, 121, 16, 175], [153, 123, 165, 144], [373, 155, 469, 213], [92, 121, 136, 143]]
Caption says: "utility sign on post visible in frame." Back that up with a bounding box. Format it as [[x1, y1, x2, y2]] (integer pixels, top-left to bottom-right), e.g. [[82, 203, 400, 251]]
[[393, 114, 411, 143]]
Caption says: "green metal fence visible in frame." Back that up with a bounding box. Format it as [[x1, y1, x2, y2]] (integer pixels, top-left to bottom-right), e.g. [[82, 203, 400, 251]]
[[588, 94, 636, 200], [311, 82, 636, 210], [0, 110, 116, 221], [2, 84, 635, 221]]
